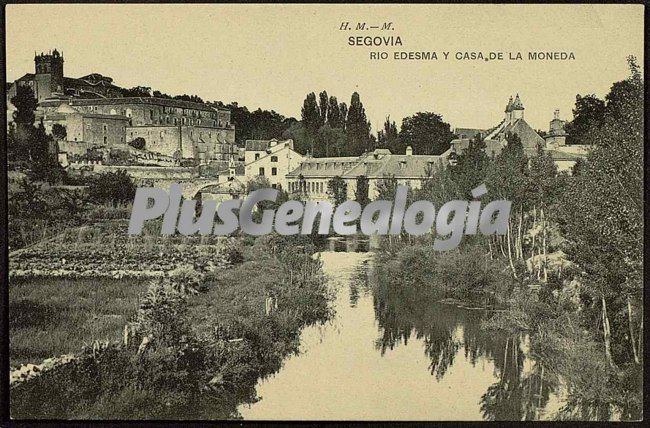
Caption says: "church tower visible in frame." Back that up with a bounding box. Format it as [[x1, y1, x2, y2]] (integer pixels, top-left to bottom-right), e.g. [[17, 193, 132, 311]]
[[545, 109, 567, 147], [34, 49, 64, 94], [511, 93, 524, 121]]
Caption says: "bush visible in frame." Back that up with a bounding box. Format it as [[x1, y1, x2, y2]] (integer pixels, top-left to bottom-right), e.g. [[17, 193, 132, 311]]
[[128, 137, 146, 150], [377, 243, 515, 307], [221, 239, 244, 265], [87, 170, 136, 207]]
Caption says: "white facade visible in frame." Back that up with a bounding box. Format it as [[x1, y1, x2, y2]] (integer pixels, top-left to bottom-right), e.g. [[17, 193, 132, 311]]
[[244, 139, 304, 190]]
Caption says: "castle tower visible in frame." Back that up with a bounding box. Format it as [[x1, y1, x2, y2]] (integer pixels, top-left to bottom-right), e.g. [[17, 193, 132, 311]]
[[34, 49, 64, 94], [511, 93, 524, 120]]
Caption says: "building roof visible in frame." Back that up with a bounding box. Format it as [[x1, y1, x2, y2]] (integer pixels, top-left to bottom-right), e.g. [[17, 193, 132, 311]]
[[348, 155, 445, 179], [200, 177, 246, 194], [64, 76, 119, 90], [287, 151, 446, 180], [54, 103, 80, 114], [449, 138, 505, 158], [245, 140, 271, 151], [500, 118, 545, 149], [14, 73, 35, 82], [511, 93, 524, 110], [39, 96, 226, 113], [244, 138, 294, 152], [287, 156, 361, 178], [453, 128, 486, 140], [244, 143, 303, 168]]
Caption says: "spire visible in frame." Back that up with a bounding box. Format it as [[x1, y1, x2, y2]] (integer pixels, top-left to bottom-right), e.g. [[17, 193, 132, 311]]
[[512, 93, 524, 110]]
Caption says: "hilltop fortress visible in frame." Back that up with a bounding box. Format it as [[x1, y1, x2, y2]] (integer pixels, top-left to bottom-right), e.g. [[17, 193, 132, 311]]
[[7, 50, 237, 166]]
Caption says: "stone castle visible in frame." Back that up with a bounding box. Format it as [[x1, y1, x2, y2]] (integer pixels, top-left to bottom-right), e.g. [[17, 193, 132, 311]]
[[7, 49, 237, 166]]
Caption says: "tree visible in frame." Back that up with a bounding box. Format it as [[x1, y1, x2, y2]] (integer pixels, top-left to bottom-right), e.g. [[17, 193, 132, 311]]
[[245, 176, 289, 222], [345, 92, 372, 156], [452, 133, 490, 197], [301, 92, 321, 154], [484, 132, 529, 276], [128, 137, 146, 150], [399, 112, 454, 155], [564, 94, 605, 145], [317, 124, 346, 157], [87, 170, 137, 207], [51, 124, 67, 141], [355, 175, 370, 207], [559, 56, 643, 368], [8, 86, 38, 164], [152, 90, 173, 99], [571, 157, 586, 176], [121, 86, 152, 97], [376, 175, 398, 199], [377, 116, 400, 154], [282, 121, 310, 155], [327, 96, 342, 128], [26, 120, 65, 184], [318, 91, 328, 127], [327, 176, 347, 208], [11, 85, 37, 129], [174, 94, 204, 103], [301, 92, 321, 134], [220, 101, 296, 147], [339, 102, 348, 131]]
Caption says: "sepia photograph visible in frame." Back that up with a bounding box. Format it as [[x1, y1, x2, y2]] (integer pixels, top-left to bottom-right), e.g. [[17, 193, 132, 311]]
[[2, 3, 645, 422]]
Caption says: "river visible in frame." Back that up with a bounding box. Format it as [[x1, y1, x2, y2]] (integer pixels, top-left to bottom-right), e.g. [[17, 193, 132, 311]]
[[238, 250, 564, 421]]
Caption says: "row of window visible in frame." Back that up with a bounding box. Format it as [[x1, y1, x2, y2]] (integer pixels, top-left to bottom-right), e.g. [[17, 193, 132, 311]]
[[254, 154, 279, 162], [288, 181, 325, 193], [303, 162, 354, 170], [158, 106, 224, 120], [258, 167, 278, 176], [82, 106, 228, 127]]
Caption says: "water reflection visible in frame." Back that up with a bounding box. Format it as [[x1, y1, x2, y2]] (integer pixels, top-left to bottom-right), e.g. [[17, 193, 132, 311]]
[[239, 252, 562, 420], [371, 259, 561, 420]]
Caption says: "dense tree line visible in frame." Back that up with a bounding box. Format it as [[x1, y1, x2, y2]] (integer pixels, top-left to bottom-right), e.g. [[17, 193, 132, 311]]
[[377, 112, 455, 156], [294, 90, 372, 157]]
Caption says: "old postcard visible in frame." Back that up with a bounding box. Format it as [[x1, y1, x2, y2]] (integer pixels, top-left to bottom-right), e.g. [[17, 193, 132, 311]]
[[3, 3, 645, 422]]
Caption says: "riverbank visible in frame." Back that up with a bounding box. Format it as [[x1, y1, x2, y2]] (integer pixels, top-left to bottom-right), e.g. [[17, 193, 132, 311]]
[[10, 234, 333, 419]]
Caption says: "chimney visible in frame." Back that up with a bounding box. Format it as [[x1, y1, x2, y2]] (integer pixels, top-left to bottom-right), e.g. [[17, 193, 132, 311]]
[[405, 146, 413, 156]]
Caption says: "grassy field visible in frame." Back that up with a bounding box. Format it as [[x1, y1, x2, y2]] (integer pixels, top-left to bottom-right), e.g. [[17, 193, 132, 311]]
[[10, 236, 332, 419], [9, 277, 147, 366]]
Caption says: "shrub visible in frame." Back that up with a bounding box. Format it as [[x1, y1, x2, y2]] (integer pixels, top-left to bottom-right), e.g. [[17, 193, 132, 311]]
[[127, 137, 146, 150], [87, 170, 136, 207], [221, 239, 244, 265]]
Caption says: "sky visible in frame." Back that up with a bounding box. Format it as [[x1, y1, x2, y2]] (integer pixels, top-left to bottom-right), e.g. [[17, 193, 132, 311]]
[[6, 4, 644, 133]]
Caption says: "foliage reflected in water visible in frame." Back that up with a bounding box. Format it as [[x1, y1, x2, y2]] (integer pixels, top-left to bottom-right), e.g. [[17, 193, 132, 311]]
[[370, 261, 558, 420]]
